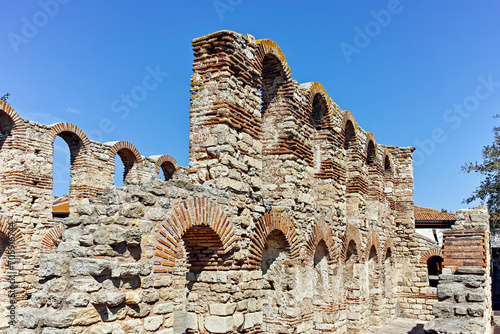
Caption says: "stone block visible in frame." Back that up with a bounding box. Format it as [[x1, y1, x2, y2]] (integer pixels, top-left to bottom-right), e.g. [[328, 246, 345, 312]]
[[209, 303, 236, 316], [144, 315, 163, 331], [205, 316, 234, 333], [121, 319, 143, 334], [93, 225, 127, 245], [66, 293, 89, 307], [153, 302, 174, 314], [125, 291, 142, 305], [39, 254, 70, 277], [71, 278, 101, 292], [243, 312, 264, 329], [70, 258, 112, 276]]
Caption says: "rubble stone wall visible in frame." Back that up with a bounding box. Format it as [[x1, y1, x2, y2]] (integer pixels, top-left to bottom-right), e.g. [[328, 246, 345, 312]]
[[0, 30, 469, 333]]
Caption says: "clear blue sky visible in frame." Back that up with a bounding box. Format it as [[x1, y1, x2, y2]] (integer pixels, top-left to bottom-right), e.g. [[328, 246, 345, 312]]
[[1, 1, 500, 212]]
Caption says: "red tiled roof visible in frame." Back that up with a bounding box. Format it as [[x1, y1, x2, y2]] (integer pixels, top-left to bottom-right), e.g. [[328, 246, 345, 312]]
[[414, 205, 455, 221]]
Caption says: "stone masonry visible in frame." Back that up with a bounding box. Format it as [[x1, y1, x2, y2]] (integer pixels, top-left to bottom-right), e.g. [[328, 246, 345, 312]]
[[0, 30, 490, 333]]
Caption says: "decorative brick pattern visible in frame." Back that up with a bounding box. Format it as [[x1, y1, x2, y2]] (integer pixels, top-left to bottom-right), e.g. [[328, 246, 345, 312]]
[[40, 224, 64, 252], [0, 215, 26, 256], [365, 230, 381, 264], [0, 100, 27, 150], [340, 225, 362, 263], [303, 220, 337, 264], [247, 209, 300, 268], [154, 198, 237, 273]]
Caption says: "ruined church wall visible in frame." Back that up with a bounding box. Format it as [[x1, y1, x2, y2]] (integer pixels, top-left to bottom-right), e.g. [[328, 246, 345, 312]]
[[0, 30, 448, 333]]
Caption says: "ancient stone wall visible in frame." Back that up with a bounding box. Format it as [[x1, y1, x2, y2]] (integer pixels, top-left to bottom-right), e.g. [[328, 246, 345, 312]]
[[0, 30, 465, 333]]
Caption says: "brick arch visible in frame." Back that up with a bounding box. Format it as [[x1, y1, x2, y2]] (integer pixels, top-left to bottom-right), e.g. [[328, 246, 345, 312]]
[[343, 111, 359, 151], [49, 122, 91, 165], [255, 39, 292, 82], [0, 215, 26, 258], [340, 225, 362, 263], [419, 249, 444, 264], [303, 82, 335, 129], [49, 123, 91, 149], [364, 231, 381, 264], [247, 210, 300, 268], [0, 101, 27, 133], [365, 133, 378, 165], [154, 198, 237, 273], [152, 155, 179, 180], [342, 110, 357, 132], [0, 101, 27, 149], [382, 237, 394, 262], [40, 224, 65, 252], [304, 220, 337, 265], [107, 141, 142, 163], [383, 149, 393, 173]]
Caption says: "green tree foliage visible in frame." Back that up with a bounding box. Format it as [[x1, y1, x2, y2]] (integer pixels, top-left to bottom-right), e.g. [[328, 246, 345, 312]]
[[462, 125, 500, 228], [0, 93, 9, 102]]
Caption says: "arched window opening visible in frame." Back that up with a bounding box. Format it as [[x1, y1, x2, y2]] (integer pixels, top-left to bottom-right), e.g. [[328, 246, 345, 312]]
[[114, 149, 136, 187], [52, 132, 83, 217], [311, 94, 327, 130], [160, 161, 176, 181], [344, 120, 355, 150], [427, 256, 443, 288], [367, 141, 376, 165], [52, 136, 71, 201], [0, 111, 14, 149], [384, 155, 391, 174], [261, 230, 288, 275], [368, 245, 377, 262], [260, 54, 285, 115]]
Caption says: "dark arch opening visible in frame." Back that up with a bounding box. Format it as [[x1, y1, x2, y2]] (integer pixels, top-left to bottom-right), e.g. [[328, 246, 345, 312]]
[[384, 155, 391, 173], [0, 232, 8, 263], [344, 120, 355, 150], [114, 149, 137, 186], [346, 240, 357, 262], [311, 94, 327, 130], [385, 248, 392, 263], [57, 131, 83, 165], [314, 240, 328, 268], [367, 141, 376, 165], [0, 111, 14, 149], [160, 161, 176, 181], [427, 256, 443, 287], [261, 229, 289, 275], [368, 245, 377, 262], [260, 54, 286, 115]]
